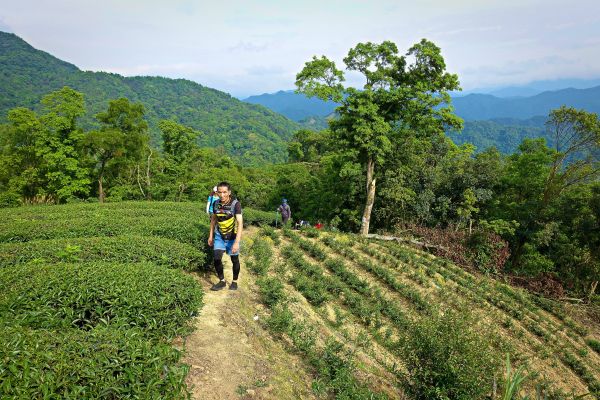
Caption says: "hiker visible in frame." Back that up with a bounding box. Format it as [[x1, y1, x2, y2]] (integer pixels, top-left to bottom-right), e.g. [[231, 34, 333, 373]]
[[206, 186, 219, 215], [207, 181, 243, 291], [315, 221, 323, 229], [277, 198, 291, 226]]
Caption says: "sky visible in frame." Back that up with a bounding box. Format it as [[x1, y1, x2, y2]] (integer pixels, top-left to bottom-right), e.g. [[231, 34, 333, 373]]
[[1, 0, 600, 98]]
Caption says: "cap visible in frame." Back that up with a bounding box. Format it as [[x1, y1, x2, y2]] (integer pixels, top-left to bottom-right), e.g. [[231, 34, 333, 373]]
[[213, 186, 218, 192]]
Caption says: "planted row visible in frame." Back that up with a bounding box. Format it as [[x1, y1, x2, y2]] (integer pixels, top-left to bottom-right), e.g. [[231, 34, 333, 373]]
[[248, 231, 388, 399], [0, 235, 206, 270], [0, 325, 190, 399], [371, 239, 600, 396], [0, 262, 203, 340], [0, 214, 209, 246]]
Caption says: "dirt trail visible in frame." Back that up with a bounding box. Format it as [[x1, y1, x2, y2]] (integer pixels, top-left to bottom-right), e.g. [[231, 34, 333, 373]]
[[182, 227, 315, 400]]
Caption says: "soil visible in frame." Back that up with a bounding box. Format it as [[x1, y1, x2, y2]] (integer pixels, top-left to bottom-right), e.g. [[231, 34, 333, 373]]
[[181, 227, 316, 400]]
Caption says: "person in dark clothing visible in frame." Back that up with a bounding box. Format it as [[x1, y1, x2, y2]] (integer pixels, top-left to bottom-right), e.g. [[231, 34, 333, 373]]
[[207, 181, 243, 291], [278, 198, 291, 226]]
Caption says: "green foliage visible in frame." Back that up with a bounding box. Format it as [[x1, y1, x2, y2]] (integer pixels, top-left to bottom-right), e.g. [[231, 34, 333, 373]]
[[257, 276, 287, 308], [0, 32, 300, 165], [502, 354, 529, 400], [397, 306, 500, 400], [296, 39, 462, 234], [266, 304, 294, 334], [585, 338, 600, 355], [0, 203, 209, 246], [243, 208, 277, 226], [0, 191, 20, 208], [0, 201, 205, 398]]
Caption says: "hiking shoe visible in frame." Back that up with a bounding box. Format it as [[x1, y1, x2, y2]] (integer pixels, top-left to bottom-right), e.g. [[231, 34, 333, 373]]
[[210, 280, 227, 291], [229, 281, 238, 290]]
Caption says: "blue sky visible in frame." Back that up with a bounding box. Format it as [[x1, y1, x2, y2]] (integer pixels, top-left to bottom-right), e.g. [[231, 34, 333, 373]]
[[1, 0, 599, 98]]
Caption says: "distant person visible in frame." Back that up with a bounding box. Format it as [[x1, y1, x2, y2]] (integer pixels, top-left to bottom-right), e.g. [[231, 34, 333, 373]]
[[315, 221, 323, 229], [208, 181, 243, 291], [278, 198, 291, 226], [206, 186, 219, 215]]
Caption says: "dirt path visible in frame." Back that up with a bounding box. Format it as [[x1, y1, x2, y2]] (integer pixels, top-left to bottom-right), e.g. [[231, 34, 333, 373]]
[[182, 227, 316, 400]]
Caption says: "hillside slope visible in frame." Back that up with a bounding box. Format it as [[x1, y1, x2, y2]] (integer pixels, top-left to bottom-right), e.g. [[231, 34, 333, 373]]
[[1, 202, 599, 399], [0, 31, 300, 164]]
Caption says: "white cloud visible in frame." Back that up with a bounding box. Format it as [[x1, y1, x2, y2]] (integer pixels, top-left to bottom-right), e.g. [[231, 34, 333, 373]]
[[1, 0, 600, 96]]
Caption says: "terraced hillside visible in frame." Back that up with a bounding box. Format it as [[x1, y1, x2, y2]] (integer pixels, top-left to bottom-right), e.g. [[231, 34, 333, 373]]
[[1, 202, 599, 399], [245, 226, 600, 399], [0, 201, 275, 399]]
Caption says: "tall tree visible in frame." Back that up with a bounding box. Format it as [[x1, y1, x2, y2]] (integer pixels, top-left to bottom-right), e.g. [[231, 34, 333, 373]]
[[37, 87, 90, 202], [86, 98, 148, 202], [543, 106, 600, 206], [296, 39, 462, 235], [159, 119, 202, 162]]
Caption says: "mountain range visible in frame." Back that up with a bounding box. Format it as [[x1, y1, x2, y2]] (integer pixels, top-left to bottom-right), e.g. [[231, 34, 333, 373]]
[[243, 85, 600, 153], [2, 30, 600, 160], [0, 31, 300, 165], [243, 86, 600, 123]]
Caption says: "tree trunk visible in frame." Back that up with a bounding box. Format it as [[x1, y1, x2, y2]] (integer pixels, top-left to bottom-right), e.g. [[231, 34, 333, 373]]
[[98, 163, 106, 203], [360, 157, 376, 236], [145, 148, 152, 200]]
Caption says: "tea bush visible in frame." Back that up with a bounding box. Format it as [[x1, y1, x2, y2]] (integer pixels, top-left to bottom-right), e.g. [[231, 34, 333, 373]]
[[0, 325, 190, 399], [0, 235, 205, 270], [397, 306, 500, 400], [0, 262, 203, 340]]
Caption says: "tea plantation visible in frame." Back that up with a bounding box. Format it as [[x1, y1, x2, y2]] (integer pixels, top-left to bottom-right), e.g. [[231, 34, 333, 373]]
[[0, 201, 273, 398], [246, 226, 600, 399]]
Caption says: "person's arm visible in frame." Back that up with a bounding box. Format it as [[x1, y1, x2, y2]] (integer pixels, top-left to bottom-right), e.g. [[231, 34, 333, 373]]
[[232, 213, 243, 254], [208, 213, 216, 247]]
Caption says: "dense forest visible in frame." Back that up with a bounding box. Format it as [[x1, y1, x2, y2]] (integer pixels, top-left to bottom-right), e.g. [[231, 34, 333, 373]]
[[0, 31, 299, 164], [1, 36, 599, 302]]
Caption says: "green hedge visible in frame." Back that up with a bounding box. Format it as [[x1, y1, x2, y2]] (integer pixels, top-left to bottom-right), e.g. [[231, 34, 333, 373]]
[[0, 235, 205, 270], [243, 208, 277, 226], [0, 262, 203, 340], [0, 214, 208, 246], [0, 325, 190, 399]]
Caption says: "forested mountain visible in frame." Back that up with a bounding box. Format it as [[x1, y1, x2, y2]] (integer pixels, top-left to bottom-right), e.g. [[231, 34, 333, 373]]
[[244, 85, 600, 123], [448, 117, 547, 153], [0, 31, 300, 164], [244, 90, 339, 121], [244, 90, 338, 121], [451, 87, 600, 120]]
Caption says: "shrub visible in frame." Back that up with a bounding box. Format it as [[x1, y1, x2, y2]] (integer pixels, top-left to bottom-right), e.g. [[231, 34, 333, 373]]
[[247, 236, 273, 275], [0, 191, 21, 208], [256, 276, 287, 307], [586, 338, 600, 355], [244, 208, 276, 226], [266, 304, 293, 334], [397, 306, 500, 400], [0, 262, 203, 340]]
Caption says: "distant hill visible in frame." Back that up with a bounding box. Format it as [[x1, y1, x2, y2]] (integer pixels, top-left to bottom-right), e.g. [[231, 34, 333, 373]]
[[451, 87, 600, 120], [448, 118, 547, 154], [244, 90, 338, 121], [464, 78, 600, 98], [245, 86, 600, 123], [245, 86, 600, 154], [0, 31, 301, 165]]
